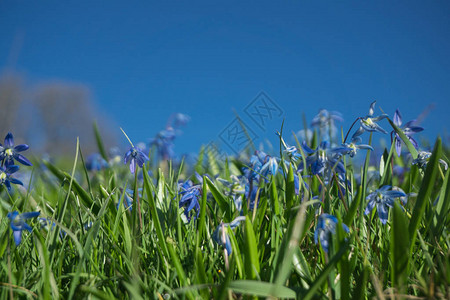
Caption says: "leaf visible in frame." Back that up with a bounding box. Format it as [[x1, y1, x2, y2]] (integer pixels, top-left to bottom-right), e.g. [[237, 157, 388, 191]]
[[204, 176, 230, 220], [391, 201, 410, 292], [227, 280, 296, 298], [408, 137, 442, 252], [302, 243, 349, 300], [244, 215, 260, 279], [432, 168, 450, 236], [93, 121, 108, 161], [388, 118, 418, 159], [285, 164, 295, 216], [142, 165, 169, 258], [353, 266, 369, 300]]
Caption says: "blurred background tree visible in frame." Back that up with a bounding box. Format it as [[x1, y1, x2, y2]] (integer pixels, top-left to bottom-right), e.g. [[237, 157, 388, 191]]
[[0, 72, 118, 158]]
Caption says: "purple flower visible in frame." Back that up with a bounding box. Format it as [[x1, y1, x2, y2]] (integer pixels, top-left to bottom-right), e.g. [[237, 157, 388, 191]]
[[365, 185, 407, 225], [124, 147, 149, 174], [392, 109, 424, 156], [0, 165, 23, 191], [0, 132, 32, 167], [7, 211, 40, 245]]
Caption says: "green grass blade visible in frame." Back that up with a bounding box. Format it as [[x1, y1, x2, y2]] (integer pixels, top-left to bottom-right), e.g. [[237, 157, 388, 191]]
[[388, 117, 418, 159], [391, 201, 410, 292], [142, 165, 169, 258], [228, 280, 296, 298], [408, 137, 442, 252], [204, 176, 230, 220], [244, 215, 260, 279], [93, 121, 108, 161]]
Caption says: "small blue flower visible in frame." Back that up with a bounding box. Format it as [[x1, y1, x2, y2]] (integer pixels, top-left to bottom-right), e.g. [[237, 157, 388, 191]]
[[116, 188, 141, 211], [86, 153, 109, 171], [392, 109, 424, 156], [0, 132, 32, 167], [0, 165, 23, 191], [314, 214, 349, 253], [149, 127, 176, 160], [124, 147, 149, 174], [213, 216, 246, 255], [352, 101, 389, 138], [178, 180, 202, 221], [364, 185, 407, 225], [277, 132, 301, 162], [173, 113, 191, 127], [412, 151, 448, 171], [39, 218, 66, 238], [331, 136, 373, 158], [311, 109, 343, 139], [7, 211, 40, 246]]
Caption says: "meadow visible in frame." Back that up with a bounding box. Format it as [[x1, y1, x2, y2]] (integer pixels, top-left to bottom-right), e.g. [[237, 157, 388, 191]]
[[0, 102, 448, 299]]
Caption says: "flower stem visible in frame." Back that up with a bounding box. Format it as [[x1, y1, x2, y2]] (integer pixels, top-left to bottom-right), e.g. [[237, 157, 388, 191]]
[[344, 117, 361, 143]]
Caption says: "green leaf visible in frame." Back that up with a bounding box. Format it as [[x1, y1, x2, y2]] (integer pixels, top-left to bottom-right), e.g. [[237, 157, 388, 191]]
[[244, 215, 260, 279], [285, 164, 295, 216], [227, 226, 244, 279], [408, 137, 442, 252], [227, 280, 296, 298], [302, 243, 349, 300], [93, 121, 108, 161], [391, 201, 410, 292], [43, 160, 99, 214], [270, 177, 280, 216], [432, 168, 450, 236], [204, 176, 230, 220], [353, 266, 369, 300], [388, 118, 418, 159], [142, 165, 169, 259]]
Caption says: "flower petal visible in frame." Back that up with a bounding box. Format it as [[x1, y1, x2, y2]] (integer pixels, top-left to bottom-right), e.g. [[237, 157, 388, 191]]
[[4, 132, 14, 148], [13, 230, 22, 246]]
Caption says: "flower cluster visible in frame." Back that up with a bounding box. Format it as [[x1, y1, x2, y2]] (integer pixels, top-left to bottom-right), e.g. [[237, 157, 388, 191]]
[[0, 132, 32, 191]]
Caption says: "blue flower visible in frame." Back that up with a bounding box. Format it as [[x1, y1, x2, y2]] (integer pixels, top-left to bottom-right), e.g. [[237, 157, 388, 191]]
[[298, 141, 345, 176], [213, 216, 246, 255], [331, 136, 373, 158], [314, 214, 349, 253], [412, 151, 448, 171], [116, 188, 141, 211], [124, 147, 149, 174], [178, 180, 202, 221], [364, 185, 407, 224], [86, 153, 109, 171], [277, 132, 301, 162], [149, 127, 176, 160], [311, 109, 343, 139], [0, 165, 23, 191], [39, 218, 66, 238], [173, 113, 190, 127], [352, 101, 389, 138], [7, 211, 40, 246], [392, 109, 424, 156], [0, 132, 32, 167]]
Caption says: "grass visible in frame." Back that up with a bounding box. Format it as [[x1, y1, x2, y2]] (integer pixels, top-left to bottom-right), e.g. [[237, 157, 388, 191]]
[[0, 113, 449, 299]]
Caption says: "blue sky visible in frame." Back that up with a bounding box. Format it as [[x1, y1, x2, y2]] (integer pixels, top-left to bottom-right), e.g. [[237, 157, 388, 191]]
[[1, 1, 449, 155]]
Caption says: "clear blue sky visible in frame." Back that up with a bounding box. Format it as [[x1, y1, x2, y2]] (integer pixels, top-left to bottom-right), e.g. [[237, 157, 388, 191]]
[[1, 1, 449, 155]]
